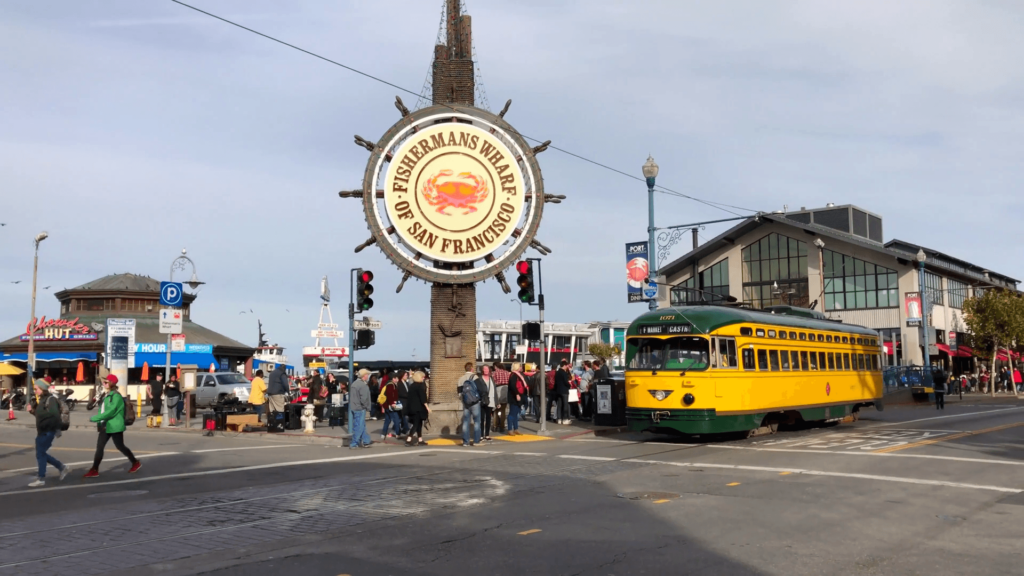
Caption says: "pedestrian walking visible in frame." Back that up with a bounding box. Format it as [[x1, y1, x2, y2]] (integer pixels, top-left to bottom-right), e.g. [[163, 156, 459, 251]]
[[348, 369, 373, 449], [250, 369, 267, 423], [458, 362, 483, 446], [404, 371, 430, 446], [933, 369, 947, 410], [28, 379, 70, 487], [528, 367, 542, 422], [84, 375, 140, 478], [396, 371, 411, 435], [380, 373, 402, 439], [507, 362, 527, 436], [148, 372, 164, 416], [266, 364, 288, 418], [554, 360, 572, 425], [164, 374, 182, 426]]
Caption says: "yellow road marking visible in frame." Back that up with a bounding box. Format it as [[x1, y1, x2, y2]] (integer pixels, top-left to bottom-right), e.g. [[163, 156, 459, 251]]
[[779, 471, 792, 475], [492, 434, 553, 443], [518, 529, 542, 535], [652, 499, 671, 504], [0, 443, 157, 454], [423, 438, 462, 446], [874, 422, 1024, 453], [726, 482, 741, 486]]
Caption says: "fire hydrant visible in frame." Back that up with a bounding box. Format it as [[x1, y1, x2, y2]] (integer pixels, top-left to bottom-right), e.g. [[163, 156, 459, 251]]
[[301, 404, 316, 434]]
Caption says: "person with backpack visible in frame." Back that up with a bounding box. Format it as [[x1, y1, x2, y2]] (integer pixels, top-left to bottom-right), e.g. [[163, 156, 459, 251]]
[[458, 362, 483, 447], [85, 375, 141, 478], [379, 373, 402, 439], [507, 363, 527, 436], [27, 379, 71, 487]]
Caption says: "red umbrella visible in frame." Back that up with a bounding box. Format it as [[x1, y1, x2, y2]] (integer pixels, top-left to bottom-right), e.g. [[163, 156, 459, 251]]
[[140, 362, 149, 382], [75, 362, 85, 382]]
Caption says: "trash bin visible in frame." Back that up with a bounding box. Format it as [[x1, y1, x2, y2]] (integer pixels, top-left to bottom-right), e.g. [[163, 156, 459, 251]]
[[286, 403, 304, 430], [592, 377, 626, 427]]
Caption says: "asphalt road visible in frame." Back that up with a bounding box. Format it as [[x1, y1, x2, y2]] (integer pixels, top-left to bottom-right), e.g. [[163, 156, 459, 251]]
[[1, 397, 1022, 576]]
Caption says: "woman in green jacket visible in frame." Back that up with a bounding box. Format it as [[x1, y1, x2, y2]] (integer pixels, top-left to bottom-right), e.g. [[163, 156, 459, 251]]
[[84, 375, 141, 478]]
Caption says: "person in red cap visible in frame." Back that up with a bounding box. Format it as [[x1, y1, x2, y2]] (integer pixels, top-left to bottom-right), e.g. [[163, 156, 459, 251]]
[[84, 374, 140, 478]]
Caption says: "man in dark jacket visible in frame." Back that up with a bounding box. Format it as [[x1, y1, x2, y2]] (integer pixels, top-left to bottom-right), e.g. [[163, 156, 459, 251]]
[[554, 361, 572, 424], [396, 371, 410, 434], [149, 372, 164, 416], [267, 365, 288, 415], [29, 379, 70, 487], [932, 369, 947, 410]]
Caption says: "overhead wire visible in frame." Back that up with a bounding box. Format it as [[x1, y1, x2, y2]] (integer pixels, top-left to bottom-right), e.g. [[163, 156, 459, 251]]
[[169, 0, 761, 218]]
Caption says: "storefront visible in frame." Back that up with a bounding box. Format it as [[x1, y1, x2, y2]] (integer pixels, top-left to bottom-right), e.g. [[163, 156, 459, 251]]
[[0, 273, 254, 402]]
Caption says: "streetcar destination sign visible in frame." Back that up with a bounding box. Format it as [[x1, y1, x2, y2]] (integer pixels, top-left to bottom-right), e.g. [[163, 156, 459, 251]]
[[637, 324, 693, 335]]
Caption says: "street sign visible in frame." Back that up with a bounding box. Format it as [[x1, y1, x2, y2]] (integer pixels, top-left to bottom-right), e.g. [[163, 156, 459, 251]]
[[106, 318, 136, 369], [353, 319, 383, 330], [310, 330, 344, 339], [160, 282, 183, 307], [949, 331, 957, 351], [317, 323, 338, 329], [159, 309, 183, 334], [303, 346, 348, 357], [643, 282, 658, 299], [171, 334, 186, 352]]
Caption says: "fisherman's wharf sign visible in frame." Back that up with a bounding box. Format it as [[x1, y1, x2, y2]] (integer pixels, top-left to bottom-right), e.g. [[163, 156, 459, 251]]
[[353, 104, 548, 287], [384, 123, 525, 263]]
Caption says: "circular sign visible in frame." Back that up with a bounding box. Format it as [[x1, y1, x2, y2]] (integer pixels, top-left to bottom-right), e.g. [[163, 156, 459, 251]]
[[643, 282, 658, 299], [360, 105, 546, 284], [384, 123, 526, 263]]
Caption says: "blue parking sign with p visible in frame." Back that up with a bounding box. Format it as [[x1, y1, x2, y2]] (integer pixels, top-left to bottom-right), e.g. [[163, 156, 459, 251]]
[[160, 282, 183, 307]]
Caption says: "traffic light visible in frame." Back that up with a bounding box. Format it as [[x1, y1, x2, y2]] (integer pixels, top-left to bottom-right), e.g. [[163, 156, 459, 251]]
[[355, 329, 375, 350], [516, 261, 535, 303], [356, 269, 374, 311]]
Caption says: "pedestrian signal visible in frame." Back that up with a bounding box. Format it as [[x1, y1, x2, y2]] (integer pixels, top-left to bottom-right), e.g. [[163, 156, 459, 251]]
[[522, 321, 541, 342], [516, 261, 535, 303], [355, 329, 375, 350], [357, 270, 374, 311]]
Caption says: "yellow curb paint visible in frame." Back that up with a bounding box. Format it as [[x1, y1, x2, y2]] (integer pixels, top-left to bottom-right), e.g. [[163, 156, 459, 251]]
[[423, 438, 463, 446], [726, 482, 741, 486], [652, 499, 671, 504], [518, 529, 542, 535], [779, 472, 792, 476], [492, 434, 553, 443], [874, 422, 1024, 454]]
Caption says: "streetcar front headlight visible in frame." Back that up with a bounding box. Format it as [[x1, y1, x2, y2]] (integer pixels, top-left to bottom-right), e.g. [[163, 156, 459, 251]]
[[648, 390, 673, 401]]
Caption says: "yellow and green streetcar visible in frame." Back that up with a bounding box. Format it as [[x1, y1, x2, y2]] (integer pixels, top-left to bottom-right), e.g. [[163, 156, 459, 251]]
[[625, 305, 884, 435]]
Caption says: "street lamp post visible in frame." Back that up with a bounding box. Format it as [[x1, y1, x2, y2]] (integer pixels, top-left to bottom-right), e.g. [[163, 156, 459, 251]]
[[165, 250, 203, 428], [916, 249, 931, 369], [642, 156, 659, 311], [25, 231, 48, 396]]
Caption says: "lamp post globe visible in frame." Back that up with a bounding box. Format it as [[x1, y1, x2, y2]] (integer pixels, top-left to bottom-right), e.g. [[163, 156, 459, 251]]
[[642, 156, 659, 311]]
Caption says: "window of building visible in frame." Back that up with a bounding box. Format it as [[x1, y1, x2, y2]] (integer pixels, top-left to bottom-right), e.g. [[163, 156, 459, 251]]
[[757, 350, 769, 370], [484, 334, 502, 360], [923, 271, 944, 306], [948, 278, 968, 309], [82, 299, 105, 312], [553, 336, 573, 350], [823, 249, 898, 310], [671, 258, 731, 304], [669, 277, 696, 306], [742, 233, 809, 309], [504, 334, 520, 358]]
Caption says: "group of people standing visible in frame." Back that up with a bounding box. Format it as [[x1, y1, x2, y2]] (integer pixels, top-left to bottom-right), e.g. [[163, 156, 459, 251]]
[[145, 372, 183, 425], [348, 368, 430, 448]]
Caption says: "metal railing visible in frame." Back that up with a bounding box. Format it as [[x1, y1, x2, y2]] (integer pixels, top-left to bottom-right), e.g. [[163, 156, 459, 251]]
[[882, 366, 943, 393]]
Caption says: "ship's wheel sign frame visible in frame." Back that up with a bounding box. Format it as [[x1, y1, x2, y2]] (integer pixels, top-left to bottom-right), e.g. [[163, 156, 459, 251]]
[[359, 104, 547, 286]]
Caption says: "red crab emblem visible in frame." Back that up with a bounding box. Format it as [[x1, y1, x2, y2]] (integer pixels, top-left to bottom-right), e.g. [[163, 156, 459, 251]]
[[421, 170, 490, 215]]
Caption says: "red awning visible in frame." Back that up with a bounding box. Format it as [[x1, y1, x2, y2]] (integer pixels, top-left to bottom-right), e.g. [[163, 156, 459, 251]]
[[936, 343, 952, 355], [958, 345, 974, 356]]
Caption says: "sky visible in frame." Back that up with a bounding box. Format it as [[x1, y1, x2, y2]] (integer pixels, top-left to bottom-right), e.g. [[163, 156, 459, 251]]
[[1, 0, 1022, 364]]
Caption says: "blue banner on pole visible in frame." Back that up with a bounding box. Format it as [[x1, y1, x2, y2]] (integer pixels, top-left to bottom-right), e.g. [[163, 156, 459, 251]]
[[626, 241, 650, 303]]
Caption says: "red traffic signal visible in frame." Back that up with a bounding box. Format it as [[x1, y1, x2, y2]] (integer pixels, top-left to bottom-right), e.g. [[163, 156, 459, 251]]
[[516, 261, 531, 275], [359, 270, 374, 283], [515, 260, 535, 304]]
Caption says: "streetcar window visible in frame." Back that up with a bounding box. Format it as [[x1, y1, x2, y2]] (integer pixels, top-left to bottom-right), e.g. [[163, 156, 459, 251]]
[[779, 331, 788, 339], [627, 337, 710, 371], [799, 333, 807, 341], [858, 354, 866, 371], [742, 348, 756, 370], [780, 349, 791, 370], [825, 335, 833, 343], [791, 351, 800, 371], [842, 337, 849, 344], [768, 330, 776, 338], [819, 352, 827, 370], [871, 355, 880, 371], [817, 334, 825, 342], [827, 353, 836, 370], [769, 350, 781, 371], [740, 327, 753, 337], [809, 351, 818, 370], [716, 338, 737, 369], [757, 349, 769, 371], [843, 353, 851, 370], [789, 332, 797, 339], [800, 351, 809, 371], [856, 338, 863, 345], [756, 328, 765, 337]]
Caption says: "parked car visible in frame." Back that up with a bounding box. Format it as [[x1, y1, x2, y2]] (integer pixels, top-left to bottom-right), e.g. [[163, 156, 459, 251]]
[[192, 372, 251, 409]]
